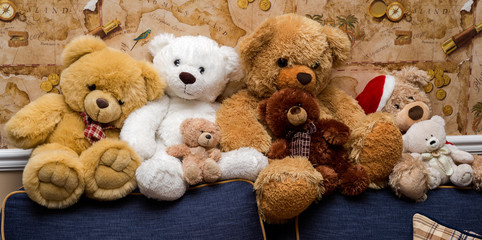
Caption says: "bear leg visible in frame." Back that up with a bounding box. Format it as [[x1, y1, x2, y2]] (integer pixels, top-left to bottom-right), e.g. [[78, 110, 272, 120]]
[[314, 165, 338, 195], [350, 114, 403, 189], [202, 158, 221, 183], [338, 165, 370, 196], [82, 138, 140, 201], [183, 157, 203, 185], [450, 163, 474, 187], [389, 153, 430, 201], [23, 143, 84, 208], [254, 156, 324, 224]]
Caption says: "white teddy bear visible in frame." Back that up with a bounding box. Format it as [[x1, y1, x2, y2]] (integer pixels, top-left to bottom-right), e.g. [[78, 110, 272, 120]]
[[403, 115, 474, 190], [120, 33, 268, 201]]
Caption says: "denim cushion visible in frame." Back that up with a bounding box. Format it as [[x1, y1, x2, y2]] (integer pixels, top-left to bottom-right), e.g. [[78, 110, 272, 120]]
[[296, 187, 482, 240], [2, 180, 265, 240]]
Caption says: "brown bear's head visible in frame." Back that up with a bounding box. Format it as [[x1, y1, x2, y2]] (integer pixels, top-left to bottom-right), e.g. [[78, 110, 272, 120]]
[[59, 36, 166, 128], [258, 88, 320, 137], [180, 118, 221, 149], [383, 67, 432, 133], [239, 14, 351, 99]]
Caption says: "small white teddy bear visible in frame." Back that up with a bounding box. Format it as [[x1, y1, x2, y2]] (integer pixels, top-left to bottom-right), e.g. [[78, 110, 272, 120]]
[[403, 115, 474, 189], [120, 33, 268, 201]]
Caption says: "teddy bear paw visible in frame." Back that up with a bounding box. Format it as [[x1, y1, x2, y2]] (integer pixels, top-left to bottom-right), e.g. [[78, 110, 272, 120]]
[[323, 130, 349, 146], [338, 165, 370, 196], [203, 158, 221, 183], [84, 146, 140, 200], [451, 164, 473, 187], [184, 165, 202, 185], [37, 162, 82, 203]]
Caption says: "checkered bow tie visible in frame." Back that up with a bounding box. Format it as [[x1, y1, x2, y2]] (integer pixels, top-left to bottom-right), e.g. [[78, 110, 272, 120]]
[[287, 121, 317, 158], [79, 112, 117, 144]]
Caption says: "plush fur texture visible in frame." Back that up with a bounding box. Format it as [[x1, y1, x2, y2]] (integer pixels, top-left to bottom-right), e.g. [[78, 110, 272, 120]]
[[216, 14, 402, 223], [403, 116, 474, 192], [120, 34, 268, 201], [166, 118, 222, 185], [378, 67, 432, 133], [5, 35, 166, 208], [259, 88, 369, 196]]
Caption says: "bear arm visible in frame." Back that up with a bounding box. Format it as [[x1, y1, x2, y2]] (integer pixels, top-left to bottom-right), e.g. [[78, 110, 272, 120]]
[[217, 90, 272, 153], [120, 97, 169, 160], [317, 119, 351, 146], [317, 85, 366, 127], [445, 144, 474, 164], [207, 148, 221, 161], [268, 139, 290, 159], [166, 144, 191, 158], [5, 94, 67, 149]]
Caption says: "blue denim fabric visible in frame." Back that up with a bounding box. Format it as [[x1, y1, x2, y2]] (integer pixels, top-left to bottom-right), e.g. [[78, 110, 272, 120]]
[[295, 187, 482, 240], [2, 180, 264, 240]]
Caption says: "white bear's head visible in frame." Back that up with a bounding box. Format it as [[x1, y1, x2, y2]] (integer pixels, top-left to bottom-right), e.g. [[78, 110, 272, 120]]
[[402, 115, 447, 153], [148, 33, 243, 102]]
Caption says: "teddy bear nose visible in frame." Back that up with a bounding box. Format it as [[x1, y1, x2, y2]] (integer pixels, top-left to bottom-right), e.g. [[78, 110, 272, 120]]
[[96, 98, 109, 109], [205, 134, 212, 139], [409, 105, 424, 120], [290, 106, 301, 114], [179, 72, 196, 85], [297, 73, 312, 85]]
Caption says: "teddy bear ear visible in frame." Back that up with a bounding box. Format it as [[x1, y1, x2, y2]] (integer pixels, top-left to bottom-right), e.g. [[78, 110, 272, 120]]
[[320, 25, 351, 67], [61, 35, 107, 67], [137, 61, 168, 101], [431, 115, 445, 127], [238, 17, 275, 71], [220, 46, 244, 83], [148, 33, 175, 56], [394, 66, 430, 89]]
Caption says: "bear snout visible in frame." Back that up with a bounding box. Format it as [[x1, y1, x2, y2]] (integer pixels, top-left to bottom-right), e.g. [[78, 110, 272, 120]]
[[287, 106, 307, 126], [297, 73, 312, 85], [408, 105, 423, 121], [96, 98, 109, 109], [276, 65, 316, 92], [179, 72, 196, 84], [427, 137, 439, 149]]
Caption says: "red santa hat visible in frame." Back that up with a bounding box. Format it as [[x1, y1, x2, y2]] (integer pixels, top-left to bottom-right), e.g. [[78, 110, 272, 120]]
[[356, 75, 396, 114]]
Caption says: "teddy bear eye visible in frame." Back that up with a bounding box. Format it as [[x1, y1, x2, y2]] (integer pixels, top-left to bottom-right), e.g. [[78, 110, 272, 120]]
[[394, 104, 400, 109], [87, 84, 96, 91], [311, 62, 320, 69], [118, 100, 124, 105], [199, 67, 205, 74], [174, 59, 180, 66], [408, 96, 414, 100], [298, 103, 302, 107], [277, 58, 288, 68]]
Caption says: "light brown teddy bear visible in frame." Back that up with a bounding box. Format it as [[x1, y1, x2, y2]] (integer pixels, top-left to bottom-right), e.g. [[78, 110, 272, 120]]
[[167, 118, 222, 185], [5, 35, 166, 208], [216, 14, 403, 223]]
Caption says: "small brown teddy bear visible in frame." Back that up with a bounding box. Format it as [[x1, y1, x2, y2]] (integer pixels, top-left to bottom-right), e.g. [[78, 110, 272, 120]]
[[259, 88, 369, 196], [5, 35, 166, 208], [167, 118, 222, 185]]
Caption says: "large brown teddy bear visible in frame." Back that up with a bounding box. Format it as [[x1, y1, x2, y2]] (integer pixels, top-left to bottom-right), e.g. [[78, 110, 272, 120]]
[[216, 14, 402, 223], [258, 88, 369, 196], [167, 118, 222, 185], [5, 36, 166, 208]]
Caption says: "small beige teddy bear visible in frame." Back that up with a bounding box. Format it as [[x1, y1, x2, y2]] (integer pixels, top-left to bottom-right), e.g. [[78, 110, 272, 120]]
[[167, 118, 222, 185]]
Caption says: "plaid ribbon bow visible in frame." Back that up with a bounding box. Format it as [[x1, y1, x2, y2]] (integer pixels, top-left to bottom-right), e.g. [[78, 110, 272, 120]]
[[79, 112, 117, 144], [288, 121, 317, 158]]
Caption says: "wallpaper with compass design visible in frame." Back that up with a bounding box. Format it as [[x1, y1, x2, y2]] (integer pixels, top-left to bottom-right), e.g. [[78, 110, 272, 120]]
[[0, 0, 481, 148]]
